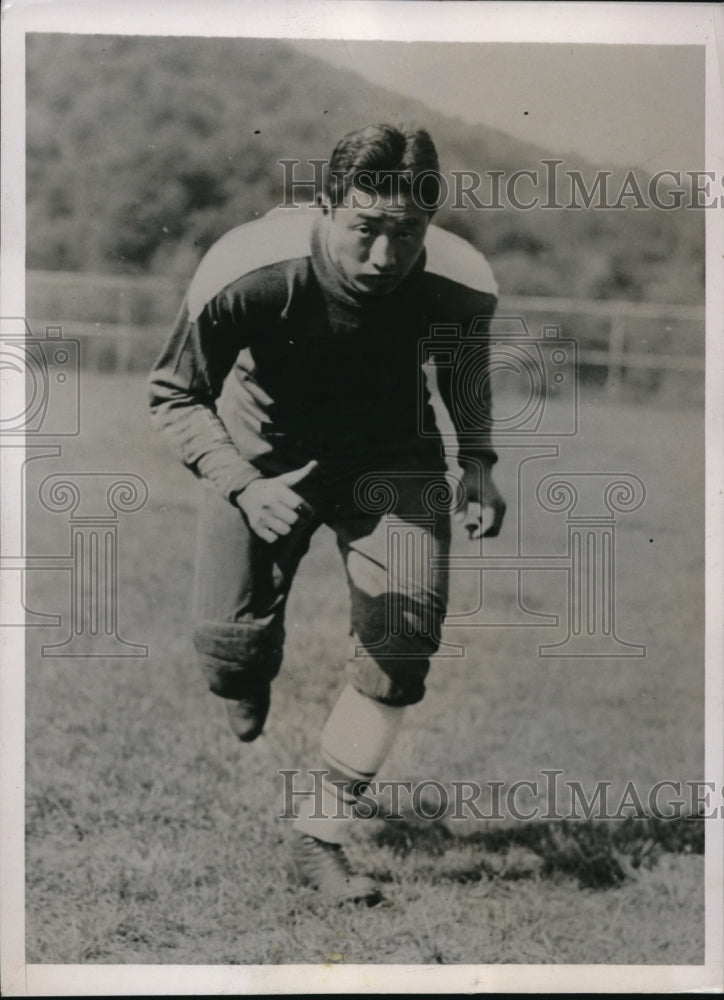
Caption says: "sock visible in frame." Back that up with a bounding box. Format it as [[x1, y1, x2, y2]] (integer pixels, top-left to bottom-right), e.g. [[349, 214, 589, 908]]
[[295, 685, 405, 843]]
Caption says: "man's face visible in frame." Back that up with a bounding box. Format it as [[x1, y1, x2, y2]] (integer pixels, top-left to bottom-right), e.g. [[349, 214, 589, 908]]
[[324, 189, 431, 295]]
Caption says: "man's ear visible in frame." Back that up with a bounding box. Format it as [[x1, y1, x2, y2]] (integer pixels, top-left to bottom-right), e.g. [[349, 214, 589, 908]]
[[317, 193, 331, 216]]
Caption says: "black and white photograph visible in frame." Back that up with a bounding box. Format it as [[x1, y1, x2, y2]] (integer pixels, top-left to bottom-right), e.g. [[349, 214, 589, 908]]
[[1, 1, 722, 994]]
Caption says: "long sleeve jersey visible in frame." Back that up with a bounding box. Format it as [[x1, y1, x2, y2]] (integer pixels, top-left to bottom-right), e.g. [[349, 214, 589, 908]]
[[148, 207, 499, 503]]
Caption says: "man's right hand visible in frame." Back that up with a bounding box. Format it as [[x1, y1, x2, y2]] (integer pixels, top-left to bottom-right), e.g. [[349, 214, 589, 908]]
[[235, 460, 318, 543]]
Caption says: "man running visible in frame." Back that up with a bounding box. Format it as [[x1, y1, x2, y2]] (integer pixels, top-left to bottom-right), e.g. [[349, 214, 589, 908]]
[[149, 123, 505, 904]]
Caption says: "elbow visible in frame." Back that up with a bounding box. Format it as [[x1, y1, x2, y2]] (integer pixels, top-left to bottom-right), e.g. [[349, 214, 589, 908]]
[[147, 374, 166, 427]]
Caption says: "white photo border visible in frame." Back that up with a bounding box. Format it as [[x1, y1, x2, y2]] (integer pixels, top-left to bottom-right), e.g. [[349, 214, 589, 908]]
[[1, 1, 722, 995]]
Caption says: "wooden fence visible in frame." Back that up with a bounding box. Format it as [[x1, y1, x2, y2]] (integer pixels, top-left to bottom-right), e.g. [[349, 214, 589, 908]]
[[25, 269, 705, 400]]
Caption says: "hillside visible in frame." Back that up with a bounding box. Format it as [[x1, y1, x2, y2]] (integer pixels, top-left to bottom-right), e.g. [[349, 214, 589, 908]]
[[25, 34, 704, 302]]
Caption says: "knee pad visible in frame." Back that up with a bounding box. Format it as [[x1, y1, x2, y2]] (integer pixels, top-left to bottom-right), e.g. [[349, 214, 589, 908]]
[[347, 590, 447, 706], [345, 651, 430, 707], [352, 591, 445, 660], [192, 618, 284, 699]]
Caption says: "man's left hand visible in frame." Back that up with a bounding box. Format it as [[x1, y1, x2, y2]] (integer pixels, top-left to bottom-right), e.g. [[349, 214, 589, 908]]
[[454, 465, 506, 540]]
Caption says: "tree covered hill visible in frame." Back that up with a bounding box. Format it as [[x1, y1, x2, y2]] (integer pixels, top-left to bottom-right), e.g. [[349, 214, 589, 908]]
[[26, 34, 704, 302]]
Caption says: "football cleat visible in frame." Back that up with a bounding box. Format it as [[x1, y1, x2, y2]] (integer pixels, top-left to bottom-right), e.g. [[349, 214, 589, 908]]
[[288, 832, 382, 906], [224, 687, 270, 742]]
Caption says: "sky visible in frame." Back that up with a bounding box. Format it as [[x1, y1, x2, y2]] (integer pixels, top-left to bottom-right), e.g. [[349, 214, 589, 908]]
[[290, 40, 704, 175]]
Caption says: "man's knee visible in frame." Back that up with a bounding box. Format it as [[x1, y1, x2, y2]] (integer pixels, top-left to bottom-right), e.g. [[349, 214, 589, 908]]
[[352, 590, 445, 657], [345, 651, 430, 707], [347, 597, 445, 707], [192, 618, 284, 699], [345, 589, 446, 706]]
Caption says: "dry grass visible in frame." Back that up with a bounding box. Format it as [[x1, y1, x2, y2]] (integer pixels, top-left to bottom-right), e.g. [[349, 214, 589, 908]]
[[24, 372, 705, 965]]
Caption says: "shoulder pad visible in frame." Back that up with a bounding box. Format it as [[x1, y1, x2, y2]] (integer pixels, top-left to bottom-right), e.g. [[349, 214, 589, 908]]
[[424, 224, 498, 297], [187, 208, 315, 320]]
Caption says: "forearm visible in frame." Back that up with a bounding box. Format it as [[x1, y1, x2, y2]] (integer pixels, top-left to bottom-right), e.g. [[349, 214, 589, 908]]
[[430, 285, 499, 470], [148, 295, 261, 504], [148, 379, 263, 502], [435, 365, 498, 471]]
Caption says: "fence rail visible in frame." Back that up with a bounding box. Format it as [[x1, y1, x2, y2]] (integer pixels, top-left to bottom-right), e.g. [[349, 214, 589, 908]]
[[25, 270, 705, 398]]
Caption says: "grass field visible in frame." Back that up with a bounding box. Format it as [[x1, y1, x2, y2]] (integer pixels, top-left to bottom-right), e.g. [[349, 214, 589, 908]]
[[23, 370, 705, 965]]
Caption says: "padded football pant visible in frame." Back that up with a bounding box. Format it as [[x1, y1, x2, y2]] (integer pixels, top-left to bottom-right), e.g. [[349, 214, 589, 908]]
[[191, 464, 451, 708]]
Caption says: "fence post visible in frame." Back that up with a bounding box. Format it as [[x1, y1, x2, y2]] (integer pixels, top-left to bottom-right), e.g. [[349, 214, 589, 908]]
[[607, 313, 626, 400], [116, 287, 133, 372]]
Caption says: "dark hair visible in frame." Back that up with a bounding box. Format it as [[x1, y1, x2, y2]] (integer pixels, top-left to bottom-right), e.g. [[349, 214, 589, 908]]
[[326, 124, 442, 213]]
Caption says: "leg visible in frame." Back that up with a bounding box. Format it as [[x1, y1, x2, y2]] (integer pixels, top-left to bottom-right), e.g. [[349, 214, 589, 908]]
[[338, 472, 451, 707], [291, 471, 450, 888], [191, 482, 317, 740], [307, 486, 449, 822]]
